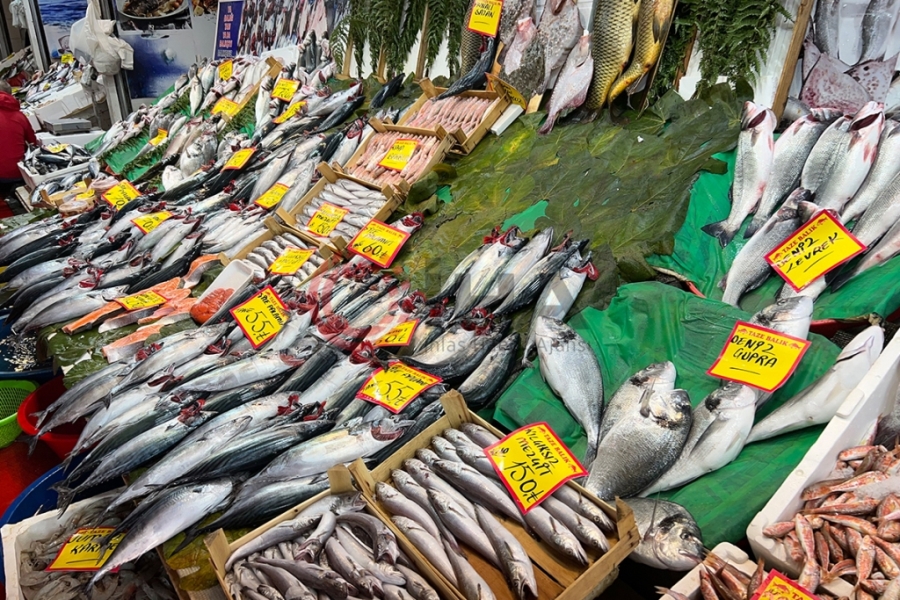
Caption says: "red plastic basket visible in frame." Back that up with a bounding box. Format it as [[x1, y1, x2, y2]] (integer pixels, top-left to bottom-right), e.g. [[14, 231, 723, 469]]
[[17, 376, 83, 459]]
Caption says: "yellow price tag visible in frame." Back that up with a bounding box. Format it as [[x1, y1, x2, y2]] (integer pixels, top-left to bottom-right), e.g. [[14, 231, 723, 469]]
[[274, 101, 306, 124], [766, 209, 866, 292], [708, 321, 811, 393], [73, 181, 87, 190], [218, 59, 233, 80], [11, 87, 19, 94], [254, 182, 290, 209], [348, 219, 410, 268], [212, 97, 241, 117], [76, 190, 95, 201], [374, 320, 419, 348], [46, 143, 69, 153], [356, 362, 442, 413], [485, 423, 587, 513], [466, 0, 503, 37], [101, 181, 141, 210], [224, 148, 255, 170], [269, 246, 314, 275], [131, 211, 173, 234], [230, 285, 290, 349], [60, 53, 75, 65], [272, 79, 300, 102], [306, 203, 349, 237], [47, 527, 126, 572], [378, 139, 419, 171], [116, 290, 167, 311], [750, 570, 817, 600], [487, 73, 527, 109], [148, 128, 168, 146]]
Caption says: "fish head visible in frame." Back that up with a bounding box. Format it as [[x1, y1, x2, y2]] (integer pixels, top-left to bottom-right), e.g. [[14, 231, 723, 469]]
[[781, 187, 814, 211], [533, 316, 576, 346], [632, 362, 677, 391], [371, 417, 414, 441], [703, 383, 757, 412], [755, 297, 814, 327], [836, 325, 884, 367], [650, 514, 704, 570], [644, 389, 692, 429], [795, 200, 821, 223]]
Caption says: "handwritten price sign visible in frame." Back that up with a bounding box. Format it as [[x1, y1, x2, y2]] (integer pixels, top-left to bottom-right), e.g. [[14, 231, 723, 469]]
[[47, 528, 126, 572], [374, 320, 419, 347], [224, 148, 255, 170], [131, 211, 173, 234], [148, 128, 168, 146], [255, 183, 290, 209], [218, 60, 233, 80], [485, 422, 587, 513], [708, 321, 811, 393], [46, 143, 69, 154], [274, 101, 306, 124], [272, 79, 300, 101], [306, 203, 349, 237], [749, 570, 817, 600], [348, 220, 410, 268], [486, 73, 527, 109], [379, 139, 419, 171], [230, 285, 290, 349], [116, 290, 167, 311], [269, 247, 314, 275], [356, 362, 442, 413], [212, 97, 241, 118], [101, 181, 141, 210], [467, 0, 503, 36]]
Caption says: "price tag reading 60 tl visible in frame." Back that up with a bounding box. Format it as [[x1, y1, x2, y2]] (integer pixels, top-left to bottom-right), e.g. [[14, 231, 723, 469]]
[[379, 140, 419, 171], [230, 285, 290, 349], [348, 219, 411, 268], [485, 422, 587, 513], [374, 320, 419, 347], [749, 569, 817, 600], [116, 290, 167, 311], [708, 321, 811, 393], [306, 203, 349, 236], [47, 527, 126, 572], [356, 362, 442, 413], [101, 181, 141, 210]]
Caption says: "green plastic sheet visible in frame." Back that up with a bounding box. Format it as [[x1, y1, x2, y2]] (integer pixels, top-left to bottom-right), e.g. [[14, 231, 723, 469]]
[[647, 150, 900, 320], [493, 281, 840, 546]]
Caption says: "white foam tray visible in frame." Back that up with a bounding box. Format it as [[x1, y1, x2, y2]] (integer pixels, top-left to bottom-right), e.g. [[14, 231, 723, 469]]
[[660, 542, 757, 600], [17, 159, 91, 191], [747, 327, 900, 598]]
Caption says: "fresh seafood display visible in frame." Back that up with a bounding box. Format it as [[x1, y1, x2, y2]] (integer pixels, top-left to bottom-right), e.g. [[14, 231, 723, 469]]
[[656, 552, 773, 600], [242, 233, 328, 284], [21, 142, 95, 175], [402, 96, 496, 135], [15, 59, 82, 109], [289, 179, 390, 245], [347, 132, 443, 186], [122, 0, 184, 17]]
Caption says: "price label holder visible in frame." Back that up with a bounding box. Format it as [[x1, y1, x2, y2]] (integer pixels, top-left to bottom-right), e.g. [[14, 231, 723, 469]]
[[46, 527, 126, 572], [60, 53, 75, 64], [274, 101, 306, 124], [212, 97, 241, 118], [46, 143, 69, 154], [708, 321, 811, 393], [485, 422, 587, 513], [749, 570, 817, 600], [466, 0, 503, 36], [116, 290, 167, 311], [218, 59, 233, 80], [254, 182, 290, 209], [148, 128, 168, 146], [306, 203, 349, 237], [378, 139, 419, 171], [224, 148, 255, 170], [272, 79, 300, 101], [230, 285, 290, 349], [131, 211, 173, 234], [348, 219, 411, 268], [356, 361, 442, 413], [76, 190, 95, 201], [486, 73, 527, 109], [269, 247, 314, 275], [766, 209, 866, 292], [101, 181, 141, 210], [374, 320, 419, 348]]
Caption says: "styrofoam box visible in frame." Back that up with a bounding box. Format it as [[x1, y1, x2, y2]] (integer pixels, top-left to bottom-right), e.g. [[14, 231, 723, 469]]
[[34, 85, 94, 124], [196, 259, 255, 304], [747, 327, 900, 597], [17, 160, 91, 191], [660, 543, 757, 600], [37, 131, 105, 148]]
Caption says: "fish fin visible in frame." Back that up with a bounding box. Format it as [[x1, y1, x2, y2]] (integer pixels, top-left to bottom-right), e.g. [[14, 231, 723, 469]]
[[538, 113, 558, 135], [700, 220, 735, 247], [169, 527, 202, 557], [652, 3, 673, 43], [55, 487, 76, 516], [27, 434, 40, 456], [827, 265, 854, 291], [743, 217, 763, 239]]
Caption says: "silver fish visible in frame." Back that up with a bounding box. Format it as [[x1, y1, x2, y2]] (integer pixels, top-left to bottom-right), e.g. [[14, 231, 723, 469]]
[[800, 115, 852, 192], [860, 0, 899, 62], [479, 227, 553, 308], [623, 498, 703, 571], [599, 361, 676, 442], [427, 488, 500, 567], [390, 516, 456, 586], [842, 120, 900, 223], [451, 228, 525, 320], [475, 505, 537, 600], [443, 540, 496, 600], [814, 0, 840, 56]]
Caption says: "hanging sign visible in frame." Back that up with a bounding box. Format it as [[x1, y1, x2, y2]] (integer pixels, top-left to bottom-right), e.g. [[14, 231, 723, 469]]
[[356, 362, 442, 413], [274, 101, 307, 124], [224, 148, 255, 170], [374, 320, 419, 348], [218, 59, 233, 80], [749, 570, 817, 600], [466, 0, 503, 37], [306, 203, 349, 236], [214, 0, 244, 60], [269, 247, 314, 275], [707, 321, 811, 393], [101, 181, 141, 210], [148, 129, 168, 146], [272, 79, 300, 101], [765, 209, 866, 292], [116, 290, 168, 311], [254, 183, 290, 209], [230, 285, 290, 349], [46, 527, 126, 572], [131, 211, 173, 234], [378, 139, 419, 171], [348, 220, 411, 268]]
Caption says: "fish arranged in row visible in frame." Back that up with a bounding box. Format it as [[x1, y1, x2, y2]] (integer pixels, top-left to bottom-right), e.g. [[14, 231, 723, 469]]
[[403, 95, 495, 135], [290, 178, 389, 245], [348, 132, 443, 187]]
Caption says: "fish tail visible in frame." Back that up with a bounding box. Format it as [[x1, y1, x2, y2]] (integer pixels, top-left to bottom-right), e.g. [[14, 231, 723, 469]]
[[700, 220, 736, 247], [538, 112, 559, 135], [743, 215, 766, 239], [827, 265, 855, 291], [169, 526, 202, 557], [27, 433, 40, 456], [56, 487, 76, 515]]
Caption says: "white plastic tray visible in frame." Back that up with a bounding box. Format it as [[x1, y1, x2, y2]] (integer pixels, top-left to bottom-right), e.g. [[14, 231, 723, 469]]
[[660, 542, 757, 600], [746, 327, 900, 598], [195, 259, 255, 304]]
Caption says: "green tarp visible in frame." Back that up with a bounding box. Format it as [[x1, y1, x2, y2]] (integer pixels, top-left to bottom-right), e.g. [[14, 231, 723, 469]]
[[494, 281, 840, 546]]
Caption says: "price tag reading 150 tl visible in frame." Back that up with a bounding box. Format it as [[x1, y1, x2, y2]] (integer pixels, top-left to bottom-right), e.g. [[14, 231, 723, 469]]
[[348, 220, 411, 268], [707, 321, 811, 393], [230, 285, 289, 349], [356, 362, 442, 413], [485, 422, 587, 513]]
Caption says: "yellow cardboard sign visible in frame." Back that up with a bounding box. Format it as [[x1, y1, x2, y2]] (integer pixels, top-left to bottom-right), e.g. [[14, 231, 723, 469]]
[[76, 190, 95, 201], [101, 181, 141, 210], [766, 209, 866, 292], [116, 290, 167, 311], [131, 211, 173, 234], [148, 128, 168, 146], [46, 143, 69, 154], [272, 79, 300, 102], [708, 321, 811, 393], [356, 362, 442, 413], [378, 139, 419, 171], [230, 285, 289, 349], [306, 203, 349, 237], [485, 422, 587, 513], [212, 97, 241, 118], [47, 527, 126, 572], [218, 60, 233, 81], [269, 247, 314, 275], [254, 183, 290, 209], [374, 320, 419, 348], [487, 73, 526, 109], [274, 101, 306, 124], [224, 148, 255, 170], [750, 570, 816, 600], [60, 53, 75, 65], [467, 0, 503, 36], [73, 181, 87, 190], [348, 219, 411, 268]]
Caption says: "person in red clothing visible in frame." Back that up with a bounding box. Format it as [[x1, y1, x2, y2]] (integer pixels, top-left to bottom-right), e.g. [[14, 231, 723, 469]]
[[0, 80, 37, 198]]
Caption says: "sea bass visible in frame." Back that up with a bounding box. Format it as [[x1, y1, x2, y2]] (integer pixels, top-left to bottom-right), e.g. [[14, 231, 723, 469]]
[[842, 119, 900, 223]]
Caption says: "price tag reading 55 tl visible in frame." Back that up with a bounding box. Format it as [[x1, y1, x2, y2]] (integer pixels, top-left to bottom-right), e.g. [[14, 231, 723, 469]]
[[116, 290, 167, 311], [708, 321, 811, 393], [749, 569, 817, 600], [230, 285, 290, 349], [485, 422, 587, 513], [356, 362, 441, 413], [47, 527, 126, 572], [349, 220, 411, 268], [101, 181, 141, 210]]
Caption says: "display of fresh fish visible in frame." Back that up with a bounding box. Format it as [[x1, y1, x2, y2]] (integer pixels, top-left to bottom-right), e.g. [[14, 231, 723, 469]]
[[607, 0, 674, 104], [624, 498, 704, 570], [842, 120, 900, 223], [585, 0, 638, 110], [539, 34, 594, 134], [599, 362, 677, 442]]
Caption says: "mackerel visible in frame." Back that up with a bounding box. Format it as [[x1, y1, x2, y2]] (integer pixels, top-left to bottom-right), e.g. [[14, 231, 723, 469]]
[[451, 228, 525, 320]]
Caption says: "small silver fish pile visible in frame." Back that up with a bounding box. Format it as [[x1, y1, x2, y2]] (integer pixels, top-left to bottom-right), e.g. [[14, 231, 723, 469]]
[[18, 59, 81, 108], [657, 552, 770, 600], [223, 492, 443, 600], [348, 132, 442, 187], [373, 423, 615, 600], [242, 233, 328, 286], [762, 442, 900, 598], [295, 179, 389, 244], [403, 96, 495, 135]]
